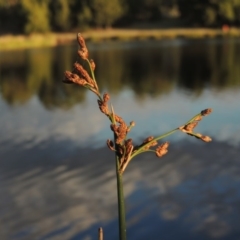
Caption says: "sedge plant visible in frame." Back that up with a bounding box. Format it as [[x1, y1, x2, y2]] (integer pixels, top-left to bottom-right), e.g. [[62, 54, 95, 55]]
[[63, 33, 212, 240]]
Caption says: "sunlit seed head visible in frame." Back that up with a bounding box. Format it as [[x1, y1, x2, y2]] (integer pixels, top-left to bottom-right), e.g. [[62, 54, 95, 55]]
[[90, 59, 96, 71], [200, 135, 212, 142], [184, 121, 198, 132], [156, 142, 169, 158], [130, 121, 135, 127], [201, 108, 212, 116], [103, 93, 110, 102]]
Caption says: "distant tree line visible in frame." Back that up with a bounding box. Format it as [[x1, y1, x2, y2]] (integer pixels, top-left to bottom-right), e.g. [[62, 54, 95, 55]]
[[0, 0, 240, 34], [178, 0, 240, 27]]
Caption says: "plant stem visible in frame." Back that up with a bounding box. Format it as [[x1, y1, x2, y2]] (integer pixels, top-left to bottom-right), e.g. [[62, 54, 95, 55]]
[[115, 152, 127, 240], [131, 128, 178, 159]]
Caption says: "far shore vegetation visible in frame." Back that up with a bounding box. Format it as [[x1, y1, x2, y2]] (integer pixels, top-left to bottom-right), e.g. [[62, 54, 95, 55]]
[[1, 27, 240, 51], [1, 0, 240, 50]]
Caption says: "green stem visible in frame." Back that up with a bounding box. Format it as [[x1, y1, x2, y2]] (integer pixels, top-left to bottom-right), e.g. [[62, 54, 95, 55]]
[[131, 128, 178, 159], [130, 112, 203, 160], [86, 59, 98, 90], [115, 151, 127, 240], [185, 112, 202, 124]]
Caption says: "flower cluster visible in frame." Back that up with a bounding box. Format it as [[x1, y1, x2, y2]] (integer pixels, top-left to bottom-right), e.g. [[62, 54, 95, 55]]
[[63, 33, 99, 97], [178, 108, 212, 142], [63, 33, 212, 175]]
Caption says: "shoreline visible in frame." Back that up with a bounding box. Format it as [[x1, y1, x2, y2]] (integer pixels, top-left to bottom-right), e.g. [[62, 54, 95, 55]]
[[1, 28, 240, 51]]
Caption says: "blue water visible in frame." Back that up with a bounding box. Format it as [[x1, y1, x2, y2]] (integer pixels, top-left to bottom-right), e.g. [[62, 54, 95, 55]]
[[0, 38, 240, 240]]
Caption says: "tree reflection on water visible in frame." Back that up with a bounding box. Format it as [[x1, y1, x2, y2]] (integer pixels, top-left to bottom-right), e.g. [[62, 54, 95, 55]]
[[1, 39, 240, 108]]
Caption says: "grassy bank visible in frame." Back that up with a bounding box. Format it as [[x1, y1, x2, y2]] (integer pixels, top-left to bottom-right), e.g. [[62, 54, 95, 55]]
[[1, 28, 240, 51]]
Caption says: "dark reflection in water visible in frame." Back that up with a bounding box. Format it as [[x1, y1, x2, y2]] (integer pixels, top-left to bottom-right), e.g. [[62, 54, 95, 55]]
[[1, 39, 240, 108], [178, 39, 240, 93], [0, 46, 86, 109], [0, 39, 240, 240]]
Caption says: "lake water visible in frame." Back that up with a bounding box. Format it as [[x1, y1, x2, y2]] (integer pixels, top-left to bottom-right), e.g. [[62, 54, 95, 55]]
[[0, 38, 240, 240]]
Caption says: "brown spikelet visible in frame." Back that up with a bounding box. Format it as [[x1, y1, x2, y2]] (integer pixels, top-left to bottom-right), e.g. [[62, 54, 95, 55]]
[[125, 140, 133, 157], [149, 141, 158, 147], [106, 139, 115, 151], [143, 136, 154, 143], [156, 142, 169, 158], [78, 49, 88, 60], [110, 118, 128, 145], [117, 145, 124, 156], [184, 121, 198, 132], [97, 93, 110, 116], [114, 115, 124, 124], [140, 136, 157, 150], [119, 139, 134, 174], [90, 59, 96, 71], [77, 33, 87, 48], [200, 135, 212, 142], [98, 99, 109, 116], [110, 123, 118, 132], [116, 122, 128, 144], [63, 71, 74, 84], [64, 71, 88, 86], [74, 62, 94, 85], [183, 132, 211, 142], [77, 33, 88, 59], [201, 108, 212, 116], [103, 93, 110, 102], [144, 141, 158, 150], [125, 139, 133, 152], [130, 121, 135, 127]]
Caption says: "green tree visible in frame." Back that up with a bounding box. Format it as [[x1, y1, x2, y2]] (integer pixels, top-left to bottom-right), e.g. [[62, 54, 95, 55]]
[[217, 0, 240, 23], [21, 0, 51, 34], [219, 1, 235, 21], [0, 0, 24, 34], [127, 0, 162, 22], [49, 0, 71, 31], [90, 0, 126, 28], [177, 0, 207, 25], [76, 0, 93, 29], [177, 0, 240, 26], [204, 6, 217, 26]]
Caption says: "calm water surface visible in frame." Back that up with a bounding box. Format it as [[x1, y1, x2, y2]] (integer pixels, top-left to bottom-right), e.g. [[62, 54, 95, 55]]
[[0, 38, 240, 240]]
